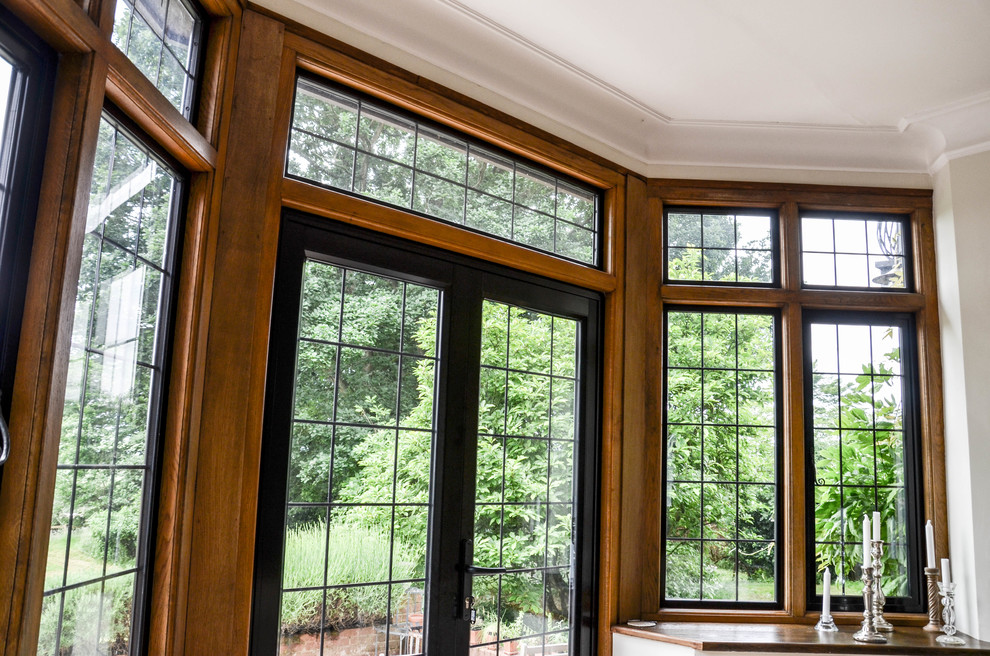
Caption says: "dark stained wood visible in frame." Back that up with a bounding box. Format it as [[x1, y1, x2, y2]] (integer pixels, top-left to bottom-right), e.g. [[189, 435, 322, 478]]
[[613, 622, 990, 654], [281, 178, 617, 293], [178, 10, 286, 654], [652, 179, 930, 211], [0, 53, 107, 655]]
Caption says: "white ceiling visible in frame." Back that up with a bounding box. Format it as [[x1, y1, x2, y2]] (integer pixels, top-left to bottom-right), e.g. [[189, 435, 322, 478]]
[[257, 0, 990, 180]]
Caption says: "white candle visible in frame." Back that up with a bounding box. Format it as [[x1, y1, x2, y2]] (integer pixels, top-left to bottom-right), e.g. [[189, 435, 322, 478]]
[[823, 567, 832, 618], [863, 515, 871, 569], [926, 520, 936, 569], [941, 558, 952, 586], [872, 511, 882, 541]]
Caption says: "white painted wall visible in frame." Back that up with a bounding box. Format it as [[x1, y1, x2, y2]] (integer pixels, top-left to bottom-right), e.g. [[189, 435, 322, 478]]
[[934, 149, 990, 639]]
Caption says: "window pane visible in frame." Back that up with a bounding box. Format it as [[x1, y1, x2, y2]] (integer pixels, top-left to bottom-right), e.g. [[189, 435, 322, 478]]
[[0, 56, 12, 153], [41, 114, 181, 654], [808, 317, 912, 601], [663, 309, 779, 604], [801, 214, 909, 289], [278, 261, 440, 648], [287, 77, 601, 266], [665, 210, 775, 284], [472, 301, 579, 655], [111, 0, 202, 118]]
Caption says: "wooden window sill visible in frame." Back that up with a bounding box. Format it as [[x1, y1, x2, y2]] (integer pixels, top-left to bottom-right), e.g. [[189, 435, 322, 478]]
[[612, 622, 990, 654]]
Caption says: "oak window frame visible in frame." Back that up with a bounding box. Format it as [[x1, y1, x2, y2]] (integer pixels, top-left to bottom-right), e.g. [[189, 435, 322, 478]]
[[633, 180, 945, 625], [0, 0, 237, 653]]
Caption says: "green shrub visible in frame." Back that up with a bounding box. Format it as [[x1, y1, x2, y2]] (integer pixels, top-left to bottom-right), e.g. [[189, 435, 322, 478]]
[[279, 520, 416, 635]]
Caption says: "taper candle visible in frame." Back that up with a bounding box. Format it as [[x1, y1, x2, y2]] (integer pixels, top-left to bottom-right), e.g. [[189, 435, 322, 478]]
[[926, 520, 936, 569], [873, 511, 881, 541], [942, 558, 952, 586], [863, 515, 871, 568], [823, 567, 832, 618]]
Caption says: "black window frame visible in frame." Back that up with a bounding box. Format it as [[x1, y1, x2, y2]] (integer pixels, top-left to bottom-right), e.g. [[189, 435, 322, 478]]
[[0, 5, 56, 489], [798, 210, 914, 293], [660, 304, 785, 610], [662, 206, 781, 288], [802, 309, 926, 615]]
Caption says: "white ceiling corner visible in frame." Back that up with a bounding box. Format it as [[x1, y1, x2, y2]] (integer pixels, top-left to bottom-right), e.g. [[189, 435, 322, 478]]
[[260, 0, 990, 181]]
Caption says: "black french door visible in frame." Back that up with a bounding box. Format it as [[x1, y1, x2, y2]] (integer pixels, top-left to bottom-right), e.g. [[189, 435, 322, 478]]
[[251, 211, 600, 656]]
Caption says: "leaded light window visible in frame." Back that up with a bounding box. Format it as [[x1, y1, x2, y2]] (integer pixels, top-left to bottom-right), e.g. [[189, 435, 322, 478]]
[[800, 213, 909, 290], [663, 308, 780, 605], [111, 0, 203, 118], [38, 113, 182, 654], [806, 313, 919, 609], [659, 198, 930, 616], [664, 208, 776, 285], [286, 76, 601, 267]]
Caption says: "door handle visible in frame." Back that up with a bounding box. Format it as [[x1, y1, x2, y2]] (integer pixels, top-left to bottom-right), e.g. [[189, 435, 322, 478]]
[[465, 565, 508, 575], [458, 539, 508, 623], [0, 392, 10, 467]]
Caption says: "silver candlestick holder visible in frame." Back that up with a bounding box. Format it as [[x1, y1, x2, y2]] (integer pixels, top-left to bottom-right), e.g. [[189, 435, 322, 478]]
[[924, 567, 942, 632], [937, 582, 966, 646], [815, 611, 838, 632], [871, 540, 893, 632], [853, 558, 888, 644]]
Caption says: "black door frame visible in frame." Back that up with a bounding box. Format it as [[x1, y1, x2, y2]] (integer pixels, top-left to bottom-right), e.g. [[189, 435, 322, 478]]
[[250, 210, 601, 655]]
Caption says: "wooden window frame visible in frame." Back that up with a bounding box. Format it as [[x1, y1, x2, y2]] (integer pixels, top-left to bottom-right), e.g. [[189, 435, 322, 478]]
[[622, 179, 945, 626], [0, 0, 238, 653]]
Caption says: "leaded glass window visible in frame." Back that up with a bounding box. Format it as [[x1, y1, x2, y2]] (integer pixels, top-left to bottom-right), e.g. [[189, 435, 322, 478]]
[[287, 77, 600, 266], [111, 0, 202, 118], [277, 260, 440, 654], [806, 313, 917, 608], [801, 213, 909, 290], [39, 113, 182, 654], [663, 308, 780, 605], [665, 208, 776, 285]]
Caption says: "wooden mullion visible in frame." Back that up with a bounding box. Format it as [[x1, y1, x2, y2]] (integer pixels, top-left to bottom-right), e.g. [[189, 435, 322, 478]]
[[783, 301, 806, 618], [105, 47, 218, 171], [280, 178, 617, 294], [780, 201, 800, 292], [0, 52, 107, 655]]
